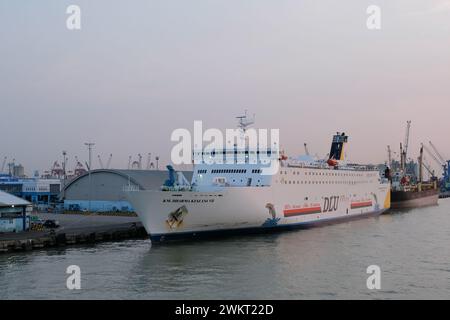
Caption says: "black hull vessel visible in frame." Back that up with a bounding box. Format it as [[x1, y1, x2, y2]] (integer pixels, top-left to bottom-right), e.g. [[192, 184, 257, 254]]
[[391, 188, 439, 209]]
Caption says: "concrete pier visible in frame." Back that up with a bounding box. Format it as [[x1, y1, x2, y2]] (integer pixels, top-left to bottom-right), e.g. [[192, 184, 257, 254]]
[[0, 213, 147, 254]]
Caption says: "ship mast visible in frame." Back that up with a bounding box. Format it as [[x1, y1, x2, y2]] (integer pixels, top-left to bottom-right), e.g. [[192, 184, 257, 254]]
[[236, 110, 255, 133], [400, 121, 411, 173]]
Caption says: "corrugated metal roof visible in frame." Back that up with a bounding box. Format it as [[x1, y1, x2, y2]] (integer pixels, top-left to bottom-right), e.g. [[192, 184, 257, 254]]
[[112, 169, 182, 190], [64, 169, 193, 191], [0, 190, 30, 207]]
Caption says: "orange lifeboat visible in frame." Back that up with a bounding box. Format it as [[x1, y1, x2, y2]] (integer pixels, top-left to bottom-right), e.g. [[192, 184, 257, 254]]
[[327, 159, 338, 167]]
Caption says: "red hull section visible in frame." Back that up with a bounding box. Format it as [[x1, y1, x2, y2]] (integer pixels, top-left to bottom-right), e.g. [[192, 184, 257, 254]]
[[350, 201, 373, 209], [283, 206, 322, 217]]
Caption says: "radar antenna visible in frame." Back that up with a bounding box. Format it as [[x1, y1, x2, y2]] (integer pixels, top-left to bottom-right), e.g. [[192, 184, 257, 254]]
[[236, 110, 255, 132]]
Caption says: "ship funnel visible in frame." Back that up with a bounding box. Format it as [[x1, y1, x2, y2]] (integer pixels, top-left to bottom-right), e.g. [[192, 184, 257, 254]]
[[328, 132, 348, 161]]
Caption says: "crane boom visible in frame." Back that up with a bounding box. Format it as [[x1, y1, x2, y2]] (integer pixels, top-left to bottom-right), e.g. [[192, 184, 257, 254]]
[[1, 156, 6, 172], [146, 153, 152, 170], [423, 161, 435, 178], [423, 144, 443, 168], [429, 141, 446, 164], [98, 155, 104, 169], [106, 154, 112, 169], [404, 120, 411, 160], [138, 154, 142, 169]]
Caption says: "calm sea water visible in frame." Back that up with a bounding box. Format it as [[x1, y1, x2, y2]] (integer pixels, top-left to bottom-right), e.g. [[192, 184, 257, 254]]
[[1, 200, 450, 299]]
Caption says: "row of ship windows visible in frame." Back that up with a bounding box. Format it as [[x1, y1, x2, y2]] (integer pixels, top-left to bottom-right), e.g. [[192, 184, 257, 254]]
[[194, 150, 274, 155], [211, 169, 247, 174], [198, 169, 263, 174], [277, 180, 374, 185], [279, 171, 375, 177], [197, 169, 376, 177]]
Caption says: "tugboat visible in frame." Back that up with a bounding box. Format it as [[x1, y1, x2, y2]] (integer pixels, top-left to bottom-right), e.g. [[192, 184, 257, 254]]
[[386, 122, 439, 209]]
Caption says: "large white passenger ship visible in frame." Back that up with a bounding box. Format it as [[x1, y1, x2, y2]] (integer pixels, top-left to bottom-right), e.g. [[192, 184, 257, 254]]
[[126, 116, 391, 242]]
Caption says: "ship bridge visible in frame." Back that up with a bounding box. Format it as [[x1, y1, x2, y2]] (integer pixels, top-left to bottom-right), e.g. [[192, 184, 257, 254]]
[[191, 147, 278, 188]]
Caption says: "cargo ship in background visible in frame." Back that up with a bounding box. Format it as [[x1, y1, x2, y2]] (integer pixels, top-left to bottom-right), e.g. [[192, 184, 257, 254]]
[[126, 114, 391, 242], [385, 121, 439, 209], [421, 141, 450, 199]]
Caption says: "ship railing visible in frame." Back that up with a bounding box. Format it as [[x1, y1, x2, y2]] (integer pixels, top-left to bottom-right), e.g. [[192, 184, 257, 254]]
[[287, 162, 379, 172]]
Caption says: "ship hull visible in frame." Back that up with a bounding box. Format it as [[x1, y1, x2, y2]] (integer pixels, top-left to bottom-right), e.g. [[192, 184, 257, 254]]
[[142, 208, 385, 242], [126, 176, 390, 243], [391, 188, 439, 209]]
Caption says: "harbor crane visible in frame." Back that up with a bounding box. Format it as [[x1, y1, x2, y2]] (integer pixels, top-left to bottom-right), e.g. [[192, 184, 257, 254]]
[[423, 142, 450, 194], [138, 154, 142, 169], [1, 156, 6, 172], [62, 150, 68, 180], [127, 156, 132, 170], [146, 153, 152, 170], [427, 141, 450, 190], [7, 159, 16, 176], [98, 155, 105, 169], [429, 141, 446, 165], [423, 143, 446, 172], [98, 154, 113, 169], [106, 154, 112, 169], [423, 160, 435, 179], [128, 154, 143, 170], [74, 156, 86, 176]]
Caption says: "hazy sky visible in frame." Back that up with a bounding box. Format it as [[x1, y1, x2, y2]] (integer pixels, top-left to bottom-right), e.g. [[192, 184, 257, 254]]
[[1, 0, 449, 175]]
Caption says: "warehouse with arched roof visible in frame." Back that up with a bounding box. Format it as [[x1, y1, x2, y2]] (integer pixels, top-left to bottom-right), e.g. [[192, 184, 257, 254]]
[[63, 169, 192, 212]]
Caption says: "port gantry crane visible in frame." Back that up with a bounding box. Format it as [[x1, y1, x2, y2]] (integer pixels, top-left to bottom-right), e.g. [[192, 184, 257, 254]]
[[423, 141, 450, 193]]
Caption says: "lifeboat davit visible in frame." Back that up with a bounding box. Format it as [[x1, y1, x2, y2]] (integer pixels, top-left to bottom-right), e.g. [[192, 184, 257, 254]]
[[327, 159, 338, 167]]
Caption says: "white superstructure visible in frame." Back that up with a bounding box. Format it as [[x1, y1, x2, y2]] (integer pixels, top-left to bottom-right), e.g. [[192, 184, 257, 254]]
[[126, 117, 391, 242]]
